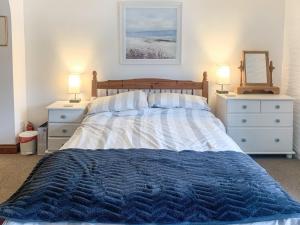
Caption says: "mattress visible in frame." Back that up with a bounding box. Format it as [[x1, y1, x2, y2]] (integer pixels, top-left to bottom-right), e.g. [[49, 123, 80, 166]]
[[2, 108, 300, 225]]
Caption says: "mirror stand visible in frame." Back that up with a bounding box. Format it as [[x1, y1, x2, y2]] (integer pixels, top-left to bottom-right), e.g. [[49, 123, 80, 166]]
[[237, 51, 280, 94]]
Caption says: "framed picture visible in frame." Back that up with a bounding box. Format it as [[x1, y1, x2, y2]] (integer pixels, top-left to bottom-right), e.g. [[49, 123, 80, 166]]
[[0, 16, 8, 46], [120, 2, 182, 65]]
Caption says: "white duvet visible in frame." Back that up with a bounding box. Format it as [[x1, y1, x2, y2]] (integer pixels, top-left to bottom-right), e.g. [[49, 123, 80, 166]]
[[5, 108, 300, 225], [63, 108, 242, 152]]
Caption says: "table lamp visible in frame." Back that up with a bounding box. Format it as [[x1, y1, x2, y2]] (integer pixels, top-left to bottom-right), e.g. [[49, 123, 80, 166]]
[[69, 74, 81, 103], [216, 66, 230, 94]]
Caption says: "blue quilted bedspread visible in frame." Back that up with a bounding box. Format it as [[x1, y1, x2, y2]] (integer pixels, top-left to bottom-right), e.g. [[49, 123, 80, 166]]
[[1, 149, 300, 225]]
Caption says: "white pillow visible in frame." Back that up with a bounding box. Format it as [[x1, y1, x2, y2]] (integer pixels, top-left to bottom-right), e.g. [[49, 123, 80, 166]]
[[88, 90, 148, 114], [148, 93, 209, 110]]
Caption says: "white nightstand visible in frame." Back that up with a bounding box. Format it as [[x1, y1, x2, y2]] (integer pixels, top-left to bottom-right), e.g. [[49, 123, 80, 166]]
[[46, 101, 89, 153], [216, 93, 294, 158]]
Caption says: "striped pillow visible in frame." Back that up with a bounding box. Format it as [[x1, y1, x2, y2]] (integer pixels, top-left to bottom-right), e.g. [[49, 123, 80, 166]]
[[148, 93, 209, 110], [88, 90, 148, 114]]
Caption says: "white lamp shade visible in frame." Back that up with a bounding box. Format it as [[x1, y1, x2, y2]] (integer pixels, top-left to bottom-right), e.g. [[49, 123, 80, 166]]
[[68, 74, 81, 94], [217, 66, 231, 85]]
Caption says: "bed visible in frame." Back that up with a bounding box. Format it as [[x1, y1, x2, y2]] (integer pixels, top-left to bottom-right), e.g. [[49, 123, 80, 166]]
[[1, 71, 300, 225]]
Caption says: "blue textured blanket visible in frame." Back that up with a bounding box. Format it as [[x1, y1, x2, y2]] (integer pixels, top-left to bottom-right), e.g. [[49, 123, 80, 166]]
[[1, 149, 300, 224]]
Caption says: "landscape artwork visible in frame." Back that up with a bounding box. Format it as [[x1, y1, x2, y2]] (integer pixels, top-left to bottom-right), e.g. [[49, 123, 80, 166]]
[[120, 2, 182, 64]]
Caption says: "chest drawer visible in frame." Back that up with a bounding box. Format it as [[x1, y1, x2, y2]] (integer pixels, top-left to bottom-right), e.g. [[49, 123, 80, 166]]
[[48, 123, 79, 137], [228, 128, 293, 154], [261, 100, 293, 113], [228, 100, 260, 113], [48, 137, 69, 150], [49, 109, 85, 123], [227, 113, 293, 127]]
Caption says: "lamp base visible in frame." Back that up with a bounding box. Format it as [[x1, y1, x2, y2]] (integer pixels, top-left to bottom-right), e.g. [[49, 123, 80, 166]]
[[216, 90, 229, 94], [69, 99, 81, 103]]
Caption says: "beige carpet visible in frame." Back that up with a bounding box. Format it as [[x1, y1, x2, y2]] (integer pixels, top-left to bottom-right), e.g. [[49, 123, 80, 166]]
[[255, 156, 300, 201], [0, 154, 42, 203], [0, 154, 299, 204]]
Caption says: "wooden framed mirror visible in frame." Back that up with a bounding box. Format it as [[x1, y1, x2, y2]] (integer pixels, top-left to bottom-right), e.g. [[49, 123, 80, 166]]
[[237, 51, 280, 94]]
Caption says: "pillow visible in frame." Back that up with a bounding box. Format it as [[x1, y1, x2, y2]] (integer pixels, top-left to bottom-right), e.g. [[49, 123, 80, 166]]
[[88, 90, 148, 114], [148, 92, 209, 110]]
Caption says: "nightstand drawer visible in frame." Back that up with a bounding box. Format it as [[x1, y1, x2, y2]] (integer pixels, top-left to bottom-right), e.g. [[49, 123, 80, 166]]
[[227, 113, 293, 127], [48, 137, 69, 150], [49, 109, 85, 123], [48, 123, 79, 137], [261, 101, 293, 113], [228, 128, 293, 154], [228, 100, 260, 113]]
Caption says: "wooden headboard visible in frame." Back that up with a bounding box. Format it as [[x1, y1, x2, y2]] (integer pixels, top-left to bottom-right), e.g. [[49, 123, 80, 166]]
[[91, 71, 209, 100]]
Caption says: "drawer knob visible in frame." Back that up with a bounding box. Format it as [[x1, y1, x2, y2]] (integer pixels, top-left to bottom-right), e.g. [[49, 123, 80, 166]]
[[275, 119, 281, 123], [241, 138, 247, 143], [242, 119, 247, 123], [275, 105, 281, 109], [275, 138, 280, 143], [242, 105, 247, 109], [60, 115, 67, 119], [62, 129, 68, 133]]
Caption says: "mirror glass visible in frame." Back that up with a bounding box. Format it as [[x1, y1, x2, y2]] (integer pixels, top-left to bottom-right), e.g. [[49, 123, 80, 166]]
[[245, 53, 268, 84]]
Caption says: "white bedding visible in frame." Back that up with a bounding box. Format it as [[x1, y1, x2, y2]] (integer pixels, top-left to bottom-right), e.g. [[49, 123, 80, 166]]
[[62, 108, 242, 152], [5, 108, 300, 225]]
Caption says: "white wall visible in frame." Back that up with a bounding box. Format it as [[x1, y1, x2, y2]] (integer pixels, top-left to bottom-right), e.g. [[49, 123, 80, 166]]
[[282, 0, 300, 156], [0, 0, 16, 144], [0, 0, 27, 144], [24, 0, 285, 126], [10, 0, 27, 136]]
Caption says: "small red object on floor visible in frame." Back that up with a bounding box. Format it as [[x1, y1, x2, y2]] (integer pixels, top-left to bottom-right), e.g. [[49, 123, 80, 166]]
[[26, 121, 34, 131]]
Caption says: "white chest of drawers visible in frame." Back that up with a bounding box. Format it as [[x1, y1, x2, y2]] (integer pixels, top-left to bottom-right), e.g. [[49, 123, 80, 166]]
[[216, 94, 294, 157], [46, 101, 89, 153]]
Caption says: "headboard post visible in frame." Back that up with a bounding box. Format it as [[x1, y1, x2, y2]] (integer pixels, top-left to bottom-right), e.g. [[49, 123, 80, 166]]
[[202, 71, 208, 102], [92, 71, 98, 97]]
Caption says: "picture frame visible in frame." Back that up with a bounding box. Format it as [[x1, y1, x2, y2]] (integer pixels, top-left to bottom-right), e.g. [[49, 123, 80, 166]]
[[0, 16, 8, 46], [120, 1, 182, 65]]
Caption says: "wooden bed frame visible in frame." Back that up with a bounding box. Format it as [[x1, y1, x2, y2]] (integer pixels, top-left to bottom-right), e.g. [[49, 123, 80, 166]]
[[91, 71, 209, 100]]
